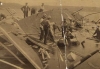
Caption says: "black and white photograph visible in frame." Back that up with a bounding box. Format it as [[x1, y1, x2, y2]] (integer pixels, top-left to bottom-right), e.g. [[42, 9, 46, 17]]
[[0, 0, 100, 69]]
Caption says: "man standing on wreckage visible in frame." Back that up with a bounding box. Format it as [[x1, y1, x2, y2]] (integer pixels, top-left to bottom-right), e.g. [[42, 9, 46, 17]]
[[38, 3, 45, 12], [43, 16, 54, 44], [39, 14, 47, 41], [21, 3, 30, 18], [61, 18, 67, 37], [61, 18, 72, 37], [40, 15, 55, 44], [93, 26, 100, 40], [61, 18, 74, 46]]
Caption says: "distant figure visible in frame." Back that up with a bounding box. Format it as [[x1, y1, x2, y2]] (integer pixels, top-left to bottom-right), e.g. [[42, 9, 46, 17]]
[[75, 21, 82, 28], [0, 13, 6, 21], [31, 8, 36, 15], [21, 3, 30, 18], [65, 30, 73, 46], [49, 22, 56, 43], [81, 41, 85, 48], [61, 18, 67, 37], [39, 14, 47, 41], [43, 16, 51, 44], [93, 26, 100, 40], [53, 23, 60, 35], [38, 3, 45, 12], [68, 19, 73, 32]]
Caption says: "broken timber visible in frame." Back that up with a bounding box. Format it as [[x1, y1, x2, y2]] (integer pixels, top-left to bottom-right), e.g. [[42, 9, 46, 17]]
[[0, 26, 43, 69], [27, 37, 50, 51], [27, 36, 66, 69], [0, 59, 23, 69], [0, 42, 25, 64]]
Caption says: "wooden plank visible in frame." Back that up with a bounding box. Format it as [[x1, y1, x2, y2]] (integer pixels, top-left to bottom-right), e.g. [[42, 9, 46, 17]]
[[27, 35, 66, 69], [48, 46, 66, 69], [0, 32, 10, 36], [74, 52, 100, 69], [0, 59, 23, 69], [27, 37, 50, 51], [0, 26, 43, 69], [0, 42, 25, 64], [29, 36, 66, 69]]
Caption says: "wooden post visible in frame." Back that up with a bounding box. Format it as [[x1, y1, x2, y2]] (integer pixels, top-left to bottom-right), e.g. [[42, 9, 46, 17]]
[[45, 51, 50, 59], [44, 64, 48, 69], [41, 52, 45, 60]]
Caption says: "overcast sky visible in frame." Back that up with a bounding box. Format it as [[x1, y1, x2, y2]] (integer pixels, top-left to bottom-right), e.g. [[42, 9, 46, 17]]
[[1, 0, 100, 7]]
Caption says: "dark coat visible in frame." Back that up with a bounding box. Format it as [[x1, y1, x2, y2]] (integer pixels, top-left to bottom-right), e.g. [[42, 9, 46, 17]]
[[21, 6, 30, 13], [0, 13, 6, 21], [93, 28, 100, 39]]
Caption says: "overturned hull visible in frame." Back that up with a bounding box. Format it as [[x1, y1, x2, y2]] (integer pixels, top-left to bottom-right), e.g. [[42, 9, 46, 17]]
[[0, 10, 66, 69], [0, 23, 43, 69]]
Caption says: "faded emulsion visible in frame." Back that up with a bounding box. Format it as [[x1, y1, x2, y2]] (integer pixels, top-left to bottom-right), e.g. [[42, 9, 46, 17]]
[[0, 0, 100, 69]]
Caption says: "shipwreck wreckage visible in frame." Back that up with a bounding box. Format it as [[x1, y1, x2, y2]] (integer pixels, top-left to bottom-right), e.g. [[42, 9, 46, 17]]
[[0, 7, 100, 69]]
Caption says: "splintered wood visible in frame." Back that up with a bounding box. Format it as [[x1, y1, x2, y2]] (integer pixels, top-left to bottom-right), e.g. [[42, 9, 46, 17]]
[[0, 25, 43, 69]]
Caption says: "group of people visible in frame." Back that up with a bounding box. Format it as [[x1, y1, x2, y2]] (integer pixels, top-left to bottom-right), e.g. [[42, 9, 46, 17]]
[[39, 13, 74, 45], [61, 18, 74, 46], [21, 3, 45, 18], [39, 14, 60, 45]]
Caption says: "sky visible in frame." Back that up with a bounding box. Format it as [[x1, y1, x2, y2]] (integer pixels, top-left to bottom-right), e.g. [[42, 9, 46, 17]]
[[0, 0, 100, 7]]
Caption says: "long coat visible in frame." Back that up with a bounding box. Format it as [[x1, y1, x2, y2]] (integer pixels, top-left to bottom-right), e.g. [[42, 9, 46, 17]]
[[21, 6, 30, 13]]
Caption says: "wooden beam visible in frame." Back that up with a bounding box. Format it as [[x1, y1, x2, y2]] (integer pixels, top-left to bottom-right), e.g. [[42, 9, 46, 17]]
[[27, 37, 50, 51], [0, 26, 43, 69], [0, 59, 23, 69], [70, 50, 85, 58], [0, 32, 11, 36], [0, 42, 25, 65]]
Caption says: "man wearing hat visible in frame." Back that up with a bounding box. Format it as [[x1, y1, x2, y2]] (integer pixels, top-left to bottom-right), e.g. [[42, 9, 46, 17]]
[[43, 15, 51, 44], [93, 26, 100, 40], [38, 3, 45, 12], [31, 7, 36, 15], [65, 30, 73, 46], [21, 3, 30, 18], [61, 18, 68, 37], [39, 14, 47, 41]]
